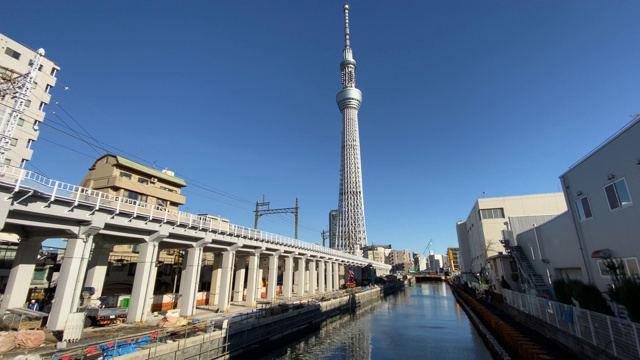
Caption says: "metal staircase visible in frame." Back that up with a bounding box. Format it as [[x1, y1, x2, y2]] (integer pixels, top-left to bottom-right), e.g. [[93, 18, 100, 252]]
[[502, 240, 553, 298]]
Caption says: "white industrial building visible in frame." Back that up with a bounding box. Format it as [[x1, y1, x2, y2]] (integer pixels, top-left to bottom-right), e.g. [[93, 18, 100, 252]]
[[0, 33, 59, 168], [456, 193, 567, 283]]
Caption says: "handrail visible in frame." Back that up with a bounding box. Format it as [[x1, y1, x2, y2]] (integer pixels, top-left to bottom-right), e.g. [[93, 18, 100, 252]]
[[0, 167, 389, 270]]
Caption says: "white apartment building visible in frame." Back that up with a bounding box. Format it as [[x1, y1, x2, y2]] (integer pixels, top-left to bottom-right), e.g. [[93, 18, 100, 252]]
[[0, 33, 59, 168], [456, 193, 567, 282]]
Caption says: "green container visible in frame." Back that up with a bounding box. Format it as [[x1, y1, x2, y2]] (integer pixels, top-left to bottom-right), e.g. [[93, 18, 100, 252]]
[[120, 298, 130, 308]]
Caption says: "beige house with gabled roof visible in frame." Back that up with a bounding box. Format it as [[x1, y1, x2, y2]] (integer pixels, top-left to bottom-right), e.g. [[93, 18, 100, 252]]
[[80, 154, 186, 210]]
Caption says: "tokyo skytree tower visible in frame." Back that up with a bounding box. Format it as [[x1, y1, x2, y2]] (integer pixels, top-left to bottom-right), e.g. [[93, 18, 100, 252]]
[[336, 4, 367, 257]]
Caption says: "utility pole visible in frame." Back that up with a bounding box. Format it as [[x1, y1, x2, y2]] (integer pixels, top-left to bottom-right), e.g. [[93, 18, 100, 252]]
[[254, 196, 300, 239], [321, 230, 328, 247], [0, 48, 45, 166]]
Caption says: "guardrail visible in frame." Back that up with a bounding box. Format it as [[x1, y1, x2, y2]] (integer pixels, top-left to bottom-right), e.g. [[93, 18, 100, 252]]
[[0, 166, 389, 269], [503, 289, 640, 360]]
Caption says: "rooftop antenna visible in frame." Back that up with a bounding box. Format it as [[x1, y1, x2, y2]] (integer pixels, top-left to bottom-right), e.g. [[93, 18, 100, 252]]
[[344, 4, 351, 48]]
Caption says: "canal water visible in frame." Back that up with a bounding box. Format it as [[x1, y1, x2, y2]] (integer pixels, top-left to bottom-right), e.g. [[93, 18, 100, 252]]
[[259, 282, 492, 360]]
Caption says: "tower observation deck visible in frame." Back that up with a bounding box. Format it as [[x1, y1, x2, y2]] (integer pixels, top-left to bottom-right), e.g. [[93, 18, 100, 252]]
[[336, 3, 367, 257]]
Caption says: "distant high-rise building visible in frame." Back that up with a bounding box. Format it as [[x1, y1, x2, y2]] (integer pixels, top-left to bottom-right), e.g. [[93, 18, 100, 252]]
[[335, 4, 367, 256], [447, 247, 460, 273], [0, 33, 59, 168], [388, 249, 411, 273], [329, 209, 339, 249], [362, 244, 390, 264]]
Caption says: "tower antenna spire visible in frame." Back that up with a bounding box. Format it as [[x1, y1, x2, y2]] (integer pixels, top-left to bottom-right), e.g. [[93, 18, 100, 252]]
[[344, 4, 351, 49]]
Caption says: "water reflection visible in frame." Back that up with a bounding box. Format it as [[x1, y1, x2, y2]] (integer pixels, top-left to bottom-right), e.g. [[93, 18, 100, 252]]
[[262, 283, 492, 360]]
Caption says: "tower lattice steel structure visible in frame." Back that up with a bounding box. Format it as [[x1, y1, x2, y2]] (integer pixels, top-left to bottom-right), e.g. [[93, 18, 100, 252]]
[[336, 4, 367, 256]]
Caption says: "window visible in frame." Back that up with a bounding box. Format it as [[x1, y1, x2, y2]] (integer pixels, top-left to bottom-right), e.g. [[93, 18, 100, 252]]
[[160, 186, 177, 193], [44, 84, 52, 93], [17, 118, 24, 126], [123, 190, 147, 203], [156, 199, 168, 207], [626, 258, 640, 276], [2, 159, 10, 165], [26, 139, 33, 149], [4, 47, 21, 60], [119, 171, 132, 179], [24, 99, 31, 108], [9, 138, 17, 147], [138, 177, 150, 185], [32, 269, 46, 281], [38, 102, 46, 111], [604, 178, 632, 210], [479, 208, 505, 219], [50, 67, 58, 77], [598, 258, 640, 277], [28, 60, 43, 72], [575, 196, 593, 220]]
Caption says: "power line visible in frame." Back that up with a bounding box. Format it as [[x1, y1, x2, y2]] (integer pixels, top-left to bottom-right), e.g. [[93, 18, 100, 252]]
[[26, 90, 323, 234]]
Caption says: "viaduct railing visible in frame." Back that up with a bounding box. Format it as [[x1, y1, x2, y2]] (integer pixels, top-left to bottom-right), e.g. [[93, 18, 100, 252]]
[[0, 166, 388, 269]]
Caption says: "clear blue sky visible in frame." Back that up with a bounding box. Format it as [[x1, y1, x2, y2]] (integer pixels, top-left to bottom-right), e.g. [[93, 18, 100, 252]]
[[3, 1, 639, 256]]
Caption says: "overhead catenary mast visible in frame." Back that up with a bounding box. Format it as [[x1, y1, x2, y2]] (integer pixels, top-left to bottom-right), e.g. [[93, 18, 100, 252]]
[[0, 48, 45, 167], [336, 4, 367, 257]]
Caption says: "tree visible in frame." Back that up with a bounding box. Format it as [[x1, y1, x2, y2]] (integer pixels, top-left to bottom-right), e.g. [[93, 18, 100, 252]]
[[603, 257, 640, 322]]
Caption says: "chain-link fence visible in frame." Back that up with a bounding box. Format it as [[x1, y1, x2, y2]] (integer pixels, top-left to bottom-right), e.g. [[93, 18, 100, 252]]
[[502, 289, 640, 360]]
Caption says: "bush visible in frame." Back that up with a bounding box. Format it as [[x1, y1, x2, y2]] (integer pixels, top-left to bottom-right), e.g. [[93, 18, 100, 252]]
[[608, 277, 640, 322], [553, 278, 613, 316]]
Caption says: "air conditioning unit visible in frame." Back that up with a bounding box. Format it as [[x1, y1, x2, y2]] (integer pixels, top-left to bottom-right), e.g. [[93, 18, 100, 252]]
[[150, 177, 158, 183]]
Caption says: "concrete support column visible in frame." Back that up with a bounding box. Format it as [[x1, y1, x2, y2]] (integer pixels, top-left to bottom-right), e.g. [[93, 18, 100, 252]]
[[84, 243, 112, 299], [0, 238, 44, 315], [318, 260, 325, 293], [305, 271, 310, 293], [217, 249, 236, 312], [282, 255, 293, 299], [128, 238, 162, 323], [245, 250, 261, 308], [233, 257, 248, 302], [257, 268, 264, 298], [178, 244, 204, 317], [47, 234, 96, 330], [309, 259, 317, 295], [267, 252, 280, 301], [208, 254, 223, 306], [326, 261, 333, 291], [333, 262, 340, 290], [295, 257, 306, 297]]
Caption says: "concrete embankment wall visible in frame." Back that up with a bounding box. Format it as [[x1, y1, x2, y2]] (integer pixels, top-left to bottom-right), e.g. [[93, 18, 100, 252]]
[[449, 284, 555, 360], [117, 284, 399, 360]]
